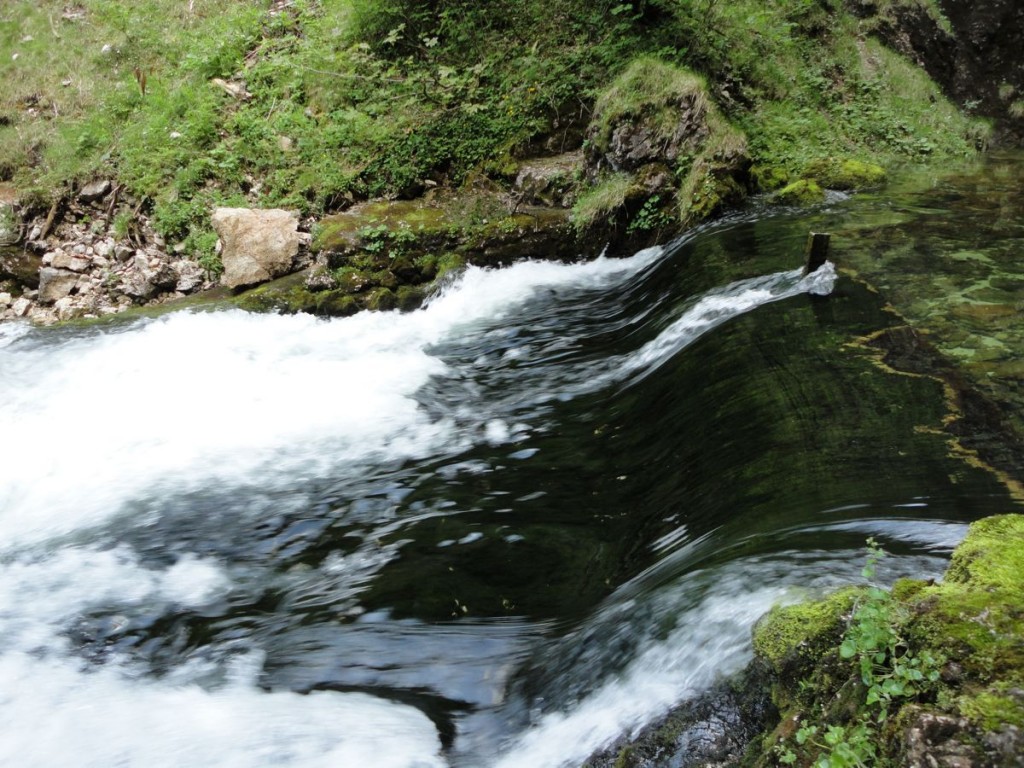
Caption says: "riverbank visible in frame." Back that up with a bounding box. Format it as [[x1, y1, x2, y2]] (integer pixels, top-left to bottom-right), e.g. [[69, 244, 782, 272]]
[[751, 514, 1024, 767], [2, 0, 1015, 324]]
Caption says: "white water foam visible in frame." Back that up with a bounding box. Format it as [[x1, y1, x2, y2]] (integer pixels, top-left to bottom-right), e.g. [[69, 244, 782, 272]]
[[0, 248, 671, 768], [494, 580, 784, 768], [613, 262, 836, 383], [0, 546, 445, 768], [0, 249, 664, 546]]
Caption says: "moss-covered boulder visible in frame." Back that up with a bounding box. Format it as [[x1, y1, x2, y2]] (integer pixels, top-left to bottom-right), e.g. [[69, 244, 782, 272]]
[[746, 515, 1024, 767], [803, 157, 887, 191], [771, 179, 826, 206], [581, 57, 749, 239]]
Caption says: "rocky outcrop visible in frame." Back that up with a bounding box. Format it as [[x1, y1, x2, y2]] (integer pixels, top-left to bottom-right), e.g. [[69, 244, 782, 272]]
[[855, 0, 1024, 145], [238, 191, 576, 318], [212, 207, 302, 289], [0, 181, 217, 325], [579, 58, 750, 242]]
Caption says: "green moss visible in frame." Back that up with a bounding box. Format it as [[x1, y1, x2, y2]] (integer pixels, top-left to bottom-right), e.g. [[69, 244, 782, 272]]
[[395, 284, 425, 311], [232, 272, 316, 314], [750, 165, 791, 193], [803, 157, 887, 190], [960, 690, 1024, 730], [678, 156, 748, 226], [433, 252, 466, 281], [365, 287, 397, 312], [890, 577, 929, 602], [315, 201, 452, 253], [752, 587, 860, 673], [314, 291, 359, 317], [903, 515, 1024, 689], [944, 514, 1024, 591], [773, 179, 825, 206]]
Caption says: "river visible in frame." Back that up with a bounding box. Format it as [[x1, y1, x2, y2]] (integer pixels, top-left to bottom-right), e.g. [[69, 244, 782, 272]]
[[0, 154, 1021, 767]]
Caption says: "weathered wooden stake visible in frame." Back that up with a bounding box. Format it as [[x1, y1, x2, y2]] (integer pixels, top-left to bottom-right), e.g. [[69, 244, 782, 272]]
[[803, 232, 831, 275]]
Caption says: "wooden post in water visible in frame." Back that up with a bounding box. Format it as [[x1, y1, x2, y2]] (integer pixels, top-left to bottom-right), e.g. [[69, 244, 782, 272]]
[[803, 232, 831, 275]]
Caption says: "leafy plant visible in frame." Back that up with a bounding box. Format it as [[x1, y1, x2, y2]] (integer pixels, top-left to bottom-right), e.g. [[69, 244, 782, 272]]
[[776, 539, 942, 767]]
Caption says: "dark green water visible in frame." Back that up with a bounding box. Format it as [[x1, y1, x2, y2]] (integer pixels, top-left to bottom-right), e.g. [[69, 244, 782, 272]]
[[0, 154, 1020, 767]]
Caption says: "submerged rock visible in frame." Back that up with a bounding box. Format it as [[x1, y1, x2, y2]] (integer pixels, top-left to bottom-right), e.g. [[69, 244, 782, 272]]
[[772, 179, 826, 206], [212, 207, 301, 289], [582, 670, 776, 768]]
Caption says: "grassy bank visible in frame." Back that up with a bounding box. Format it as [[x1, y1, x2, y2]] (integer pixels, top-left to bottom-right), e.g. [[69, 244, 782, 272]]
[[0, 0, 989, 271]]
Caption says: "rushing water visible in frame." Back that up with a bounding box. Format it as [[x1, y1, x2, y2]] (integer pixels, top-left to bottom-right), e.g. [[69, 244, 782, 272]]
[[1, 158, 1021, 767]]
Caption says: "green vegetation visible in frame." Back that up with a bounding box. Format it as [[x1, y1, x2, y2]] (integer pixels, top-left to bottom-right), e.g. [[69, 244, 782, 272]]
[[0, 0, 990, 270], [773, 179, 825, 206], [751, 517, 1024, 767], [572, 174, 632, 231]]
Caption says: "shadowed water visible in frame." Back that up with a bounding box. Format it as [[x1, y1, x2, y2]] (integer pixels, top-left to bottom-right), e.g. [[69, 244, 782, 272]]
[[0, 155, 1021, 767]]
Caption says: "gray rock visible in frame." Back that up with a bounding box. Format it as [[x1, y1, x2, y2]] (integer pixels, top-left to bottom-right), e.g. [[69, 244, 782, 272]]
[[212, 207, 301, 289], [69, 255, 91, 272], [94, 239, 114, 259], [0, 248, 42, 288], [53, 296, 79, 321], [173, 259, 206, 293], [78, 179, 112, 203], [37, 267, 79, 303], [122, 258, 177, 300], [11, 297, 31, 317], [121, 272, 156, 300], [49, 249, 72, 269], [0, 292, 11, 307]]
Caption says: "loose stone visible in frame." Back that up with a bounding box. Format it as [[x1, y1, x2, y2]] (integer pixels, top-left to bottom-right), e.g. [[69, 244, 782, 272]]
[[37, 268, 79, 303], [11, 297, 30, 317]]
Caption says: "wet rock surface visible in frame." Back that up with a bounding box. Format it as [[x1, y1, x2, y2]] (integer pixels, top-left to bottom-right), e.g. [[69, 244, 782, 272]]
[[582, 669, 776, 768]]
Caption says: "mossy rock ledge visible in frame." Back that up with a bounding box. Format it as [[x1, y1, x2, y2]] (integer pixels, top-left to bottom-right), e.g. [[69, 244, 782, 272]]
[[576, 58, 751, 246], [747, 514, 1024, 767], [233, 193, 577, 317]]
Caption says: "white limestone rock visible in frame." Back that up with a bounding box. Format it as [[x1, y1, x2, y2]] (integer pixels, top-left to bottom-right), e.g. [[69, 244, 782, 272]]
[[212, 207, 300, 289]]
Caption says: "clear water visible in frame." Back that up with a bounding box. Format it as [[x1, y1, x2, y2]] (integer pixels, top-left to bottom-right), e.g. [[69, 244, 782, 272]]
[[0, 157, 1020, 767]]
